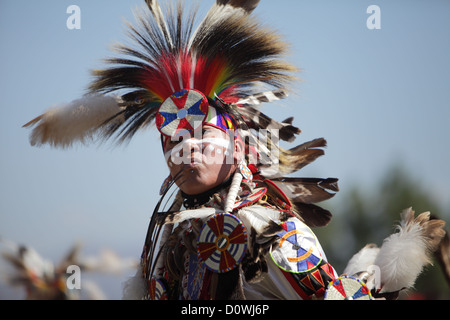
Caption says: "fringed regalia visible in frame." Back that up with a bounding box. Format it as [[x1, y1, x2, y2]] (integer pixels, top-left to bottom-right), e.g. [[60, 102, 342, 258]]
[[139, 167, 340, 300], [24, 0, 448, 300]]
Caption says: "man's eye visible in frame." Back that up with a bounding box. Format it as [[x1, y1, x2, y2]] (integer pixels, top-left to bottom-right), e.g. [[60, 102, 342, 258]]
[[166, 138, 180, 148], [202, 128, 214, 136]]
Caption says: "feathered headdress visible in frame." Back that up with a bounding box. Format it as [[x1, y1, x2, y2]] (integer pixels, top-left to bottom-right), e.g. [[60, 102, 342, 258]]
[[24, 0, 337, 226]]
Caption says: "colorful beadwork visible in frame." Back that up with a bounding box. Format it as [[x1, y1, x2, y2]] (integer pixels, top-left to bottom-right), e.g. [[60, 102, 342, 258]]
[[182, 253, 208, 300], [279, 261, 337, 300], [325, 275, 373, 300], [271, 219, 323, 273], [148, 277, 167, 300], [197, 213, 247, 273], [239, 161, 253, 181], [234, 187, 267, 210], [156, 89, 209, 138]]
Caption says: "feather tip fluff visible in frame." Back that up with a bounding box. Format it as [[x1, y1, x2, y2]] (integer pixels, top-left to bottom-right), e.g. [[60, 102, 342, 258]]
[[375, 208, 446, 293], [23, 94, 123, 148]]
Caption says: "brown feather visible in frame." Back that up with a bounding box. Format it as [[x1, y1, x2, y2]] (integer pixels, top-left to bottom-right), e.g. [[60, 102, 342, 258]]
[[292, 202, 333, 228], [272, 177, 339, 204], [279, 138, 327, 174], [431, 215, 450, 286], [216, 0, 260, 13], [237, 104, 301, 142], [402, 209, 446, 252]]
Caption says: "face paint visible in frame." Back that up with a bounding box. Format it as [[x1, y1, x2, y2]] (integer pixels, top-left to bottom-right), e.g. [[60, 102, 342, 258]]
[[164, 137, 233, 166]]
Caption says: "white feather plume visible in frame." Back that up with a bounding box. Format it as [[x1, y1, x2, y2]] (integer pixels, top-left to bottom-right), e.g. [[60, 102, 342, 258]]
[[374, 208, 446, 293], [341, 208, 446, 296], [23, 94, 123, 148], [122, 268, 148, 300], [343, 243, 380, 277]]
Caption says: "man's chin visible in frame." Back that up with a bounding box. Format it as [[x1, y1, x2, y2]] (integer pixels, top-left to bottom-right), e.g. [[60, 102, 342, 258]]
[[180, 184, 210, 196]]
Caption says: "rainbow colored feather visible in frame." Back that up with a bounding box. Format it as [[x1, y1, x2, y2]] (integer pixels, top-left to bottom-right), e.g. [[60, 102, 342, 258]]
[[138, 53, 233, 102], [88, 0, 297, 142], [24, 0, 307, 179]]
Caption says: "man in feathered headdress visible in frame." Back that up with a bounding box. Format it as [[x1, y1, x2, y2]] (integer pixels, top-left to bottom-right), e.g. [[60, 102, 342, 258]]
[[24, 0, 447, 300]]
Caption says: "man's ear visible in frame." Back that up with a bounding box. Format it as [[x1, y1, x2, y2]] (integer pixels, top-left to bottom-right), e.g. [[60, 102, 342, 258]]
[[233, 137, 245, 163]]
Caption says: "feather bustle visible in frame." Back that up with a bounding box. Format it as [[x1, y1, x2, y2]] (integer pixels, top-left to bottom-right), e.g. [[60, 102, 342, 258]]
[[343, 243, 380, 277]]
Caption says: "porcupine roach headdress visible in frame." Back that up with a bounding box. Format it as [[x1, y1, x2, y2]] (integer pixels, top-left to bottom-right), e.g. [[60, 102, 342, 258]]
[[24, 0, 338, 227]]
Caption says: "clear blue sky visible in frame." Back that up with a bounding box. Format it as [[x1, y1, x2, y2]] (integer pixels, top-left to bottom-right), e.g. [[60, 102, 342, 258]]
[[1, 0, 449, 299]]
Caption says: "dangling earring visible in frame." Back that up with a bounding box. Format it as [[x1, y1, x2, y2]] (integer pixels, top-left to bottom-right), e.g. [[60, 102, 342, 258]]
[[239, 160, 253, 181]]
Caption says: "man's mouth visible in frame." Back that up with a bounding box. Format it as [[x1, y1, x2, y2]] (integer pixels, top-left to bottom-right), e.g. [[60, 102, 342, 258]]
[[186, 153, 203, 167]]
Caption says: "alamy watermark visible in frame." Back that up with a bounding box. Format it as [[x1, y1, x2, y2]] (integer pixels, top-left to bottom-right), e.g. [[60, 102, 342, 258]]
[[367, 5, 381, 30], [66, 265, 81, 290], [66, 5, 81, 30], [65, 4, 381, 31], [163, 126, 280, 169]]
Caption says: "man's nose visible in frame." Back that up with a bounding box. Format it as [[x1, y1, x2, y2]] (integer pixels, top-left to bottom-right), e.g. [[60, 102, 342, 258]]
[[180, 138, 201, 156]]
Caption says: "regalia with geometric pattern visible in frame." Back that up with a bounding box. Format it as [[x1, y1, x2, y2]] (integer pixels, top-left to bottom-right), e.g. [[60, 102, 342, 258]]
[[23, 0, 449, 301]]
